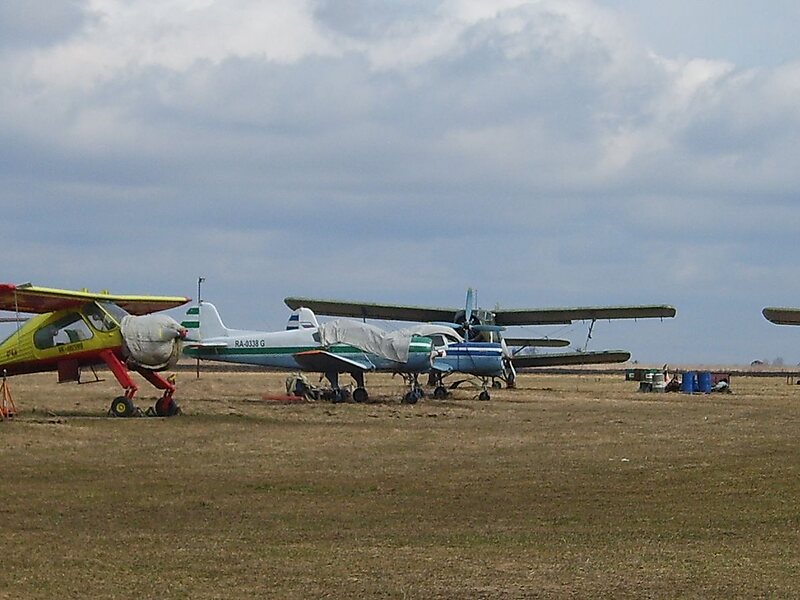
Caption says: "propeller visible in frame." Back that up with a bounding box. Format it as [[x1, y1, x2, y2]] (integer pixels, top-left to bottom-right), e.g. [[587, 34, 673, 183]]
[[451, 288, 505, 341]]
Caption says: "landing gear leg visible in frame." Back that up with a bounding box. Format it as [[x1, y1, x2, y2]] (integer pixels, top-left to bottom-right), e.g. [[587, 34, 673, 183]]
[[352, 371, 369, 403], [502, 358, 517, 389], [401, 373, 424, 404], [477, 377, 491, 401], [325, 372, 346, 403], [431, 372, 448, 399], [139, 369, 181, 416], [100, 350, 140, 417]]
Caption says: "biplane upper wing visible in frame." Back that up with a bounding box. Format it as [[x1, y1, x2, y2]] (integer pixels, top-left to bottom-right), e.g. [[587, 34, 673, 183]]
[[284, 297, 456, 323], [293, 349, 374, 373], [763, 307, 800, 326], [495, 305, 677, 326], [511, 350, 631, 369], [0, 284, 190, 316]]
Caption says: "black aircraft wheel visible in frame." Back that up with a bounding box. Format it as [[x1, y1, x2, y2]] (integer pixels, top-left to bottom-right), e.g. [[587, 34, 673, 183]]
[[403, 390, 419, 405], [110, 396, 135, 418], [155, 397, 181, 417], [331, 389, 346, 404], [352, 387, 369, 403], [492, 380, 502, 389], [478, 390, 491, 401], [433, 386, 448, 400]]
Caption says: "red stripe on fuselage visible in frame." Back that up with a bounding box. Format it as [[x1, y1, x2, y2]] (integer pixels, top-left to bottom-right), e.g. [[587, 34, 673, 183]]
[[0, 346, 124, 377]]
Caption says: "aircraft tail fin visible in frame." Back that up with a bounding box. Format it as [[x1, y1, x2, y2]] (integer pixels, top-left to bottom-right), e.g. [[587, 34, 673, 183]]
[[181, 302, 231, 342], [286, 306, 319, 331]]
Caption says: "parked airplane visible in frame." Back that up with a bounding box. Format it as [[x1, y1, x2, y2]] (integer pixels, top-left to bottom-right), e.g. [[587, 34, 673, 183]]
[[182, 302, 437, 403], [422, 326, 630, 400], [285, 289, 674, 386], [0, 283, 190, 417]]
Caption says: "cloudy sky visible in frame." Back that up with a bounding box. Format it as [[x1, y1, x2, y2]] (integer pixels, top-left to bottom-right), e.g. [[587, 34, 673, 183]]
[[2, 0, 799, 365]]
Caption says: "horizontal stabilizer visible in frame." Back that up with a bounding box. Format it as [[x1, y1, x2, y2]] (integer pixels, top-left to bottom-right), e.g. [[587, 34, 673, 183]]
[[763, 307, 800, 326], [293, 350, 373, 373], [511, 350, 631, 369]]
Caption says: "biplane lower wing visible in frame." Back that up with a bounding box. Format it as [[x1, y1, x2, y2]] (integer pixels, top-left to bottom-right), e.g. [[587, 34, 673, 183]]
[[293, 350, 374, 373], [503, 337, 571, 348], [0, 284, 190, 315], [763, 307, 800, 326], [511, 350, 631, 369]]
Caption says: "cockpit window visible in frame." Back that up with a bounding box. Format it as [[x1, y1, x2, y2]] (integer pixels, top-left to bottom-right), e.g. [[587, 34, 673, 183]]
[[34, 313, 94, 349], [96, 301, 129, 325], [84, 303, 119, 332], [430, 334, 446, 347]]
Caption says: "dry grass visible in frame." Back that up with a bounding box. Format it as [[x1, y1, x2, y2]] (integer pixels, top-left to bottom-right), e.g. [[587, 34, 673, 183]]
[[2, 370, 800, 598]]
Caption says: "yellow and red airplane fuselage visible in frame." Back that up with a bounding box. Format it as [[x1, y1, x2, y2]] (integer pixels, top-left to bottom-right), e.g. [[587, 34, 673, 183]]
[[0, 310, 126, 378], [0, 302, 180, 415]]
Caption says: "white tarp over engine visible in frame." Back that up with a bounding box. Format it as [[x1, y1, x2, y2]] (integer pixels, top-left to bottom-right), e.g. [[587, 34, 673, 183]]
[[121, 314, 184, 369], [396, 324, 463, 342], [318, 319, 415, 363]]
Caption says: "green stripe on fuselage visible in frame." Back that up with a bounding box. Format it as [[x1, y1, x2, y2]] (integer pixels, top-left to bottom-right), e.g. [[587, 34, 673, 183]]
[[186, 340, 431, 357]]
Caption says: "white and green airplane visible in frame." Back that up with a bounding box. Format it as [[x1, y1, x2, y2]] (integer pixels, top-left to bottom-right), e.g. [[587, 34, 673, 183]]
[[181, 302, 437, 403]]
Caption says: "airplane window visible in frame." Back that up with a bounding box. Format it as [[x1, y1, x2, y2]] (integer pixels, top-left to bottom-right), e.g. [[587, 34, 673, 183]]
[[430, 335, 446, 347], [96, 301, 129, 324], [84, 303, 118, 332], [34, 313, 94, 350]]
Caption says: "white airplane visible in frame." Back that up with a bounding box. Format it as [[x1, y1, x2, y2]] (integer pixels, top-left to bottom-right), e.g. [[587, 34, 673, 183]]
[[181, 302, 438, 403]]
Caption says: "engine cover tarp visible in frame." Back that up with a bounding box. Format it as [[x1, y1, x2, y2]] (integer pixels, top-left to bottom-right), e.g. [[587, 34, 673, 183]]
[[318, 319, 414, 363], [396, 324, 463, 342], [121, 314, 184, 369]]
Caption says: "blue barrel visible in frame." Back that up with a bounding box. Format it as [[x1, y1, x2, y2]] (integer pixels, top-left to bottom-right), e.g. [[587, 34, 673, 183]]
[[697, 371, 712, 393], [681, 372, 696, 394]]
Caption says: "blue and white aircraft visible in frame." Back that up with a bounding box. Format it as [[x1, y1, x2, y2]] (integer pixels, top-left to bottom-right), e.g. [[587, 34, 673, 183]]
[[285, 289, 659, 396], [182, 302, 436, 403]]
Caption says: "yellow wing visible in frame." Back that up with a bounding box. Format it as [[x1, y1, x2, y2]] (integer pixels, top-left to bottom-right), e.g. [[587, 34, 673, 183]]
[[0, 284, 190, 315]]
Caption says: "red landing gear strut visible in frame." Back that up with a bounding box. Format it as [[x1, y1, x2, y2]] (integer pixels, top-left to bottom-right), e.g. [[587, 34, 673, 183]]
[[100, 350, 180, 417]]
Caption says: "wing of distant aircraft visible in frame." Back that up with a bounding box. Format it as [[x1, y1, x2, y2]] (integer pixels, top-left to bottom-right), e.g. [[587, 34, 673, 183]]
[[763, 307, 800, 325], [494, 305, 676, 326], [0, 284, 190, 315], [511, 350, 631, 368]]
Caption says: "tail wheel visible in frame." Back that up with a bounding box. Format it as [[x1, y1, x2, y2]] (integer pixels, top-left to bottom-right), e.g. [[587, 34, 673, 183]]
[[110, 396, 135, 418], [478, 390, 491, 401]]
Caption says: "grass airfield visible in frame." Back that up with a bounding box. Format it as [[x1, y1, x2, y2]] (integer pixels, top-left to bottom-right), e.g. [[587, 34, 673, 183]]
[[2, 370, 800, 598]]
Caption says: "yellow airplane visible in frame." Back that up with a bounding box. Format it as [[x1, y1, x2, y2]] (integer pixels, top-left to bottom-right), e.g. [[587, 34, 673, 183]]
[[0, 283, 190, 417]]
